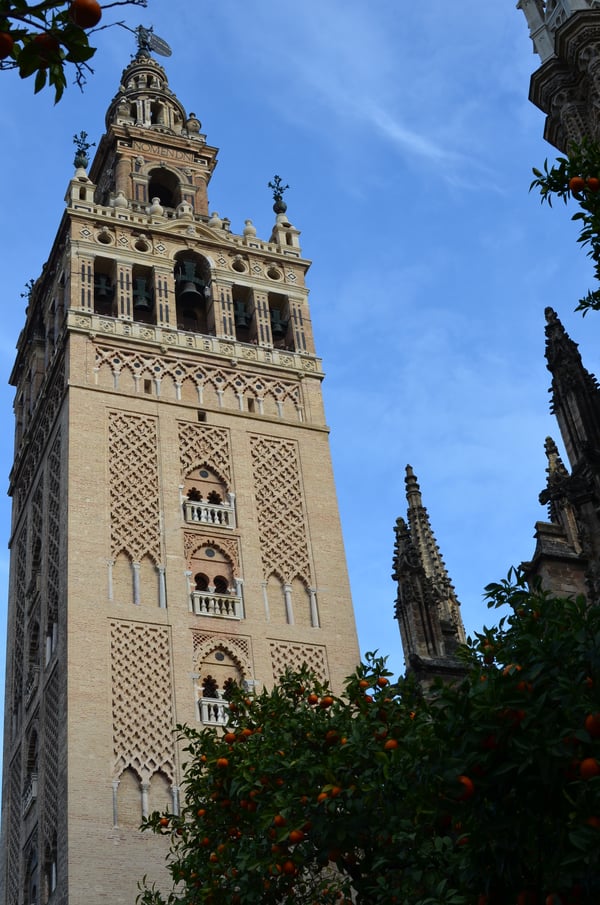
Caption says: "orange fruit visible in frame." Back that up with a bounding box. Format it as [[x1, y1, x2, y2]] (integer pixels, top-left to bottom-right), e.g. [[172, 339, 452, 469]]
[[584, 712, 600, 739], [32, 33, 60, 66], [580, 757, 600, 779], [316, 791, 329, 803], [159, 816, 169, 827], [376, 676, 389, 687], [216, 757, 229, 769], [273, 814, 286, 827], [69, 0, 102, 28], [289, 829, 305, 844], [383, 738, 398, 750], [456, 775, 474, 800], [0, 32, 14, 60], [569, 176, 586, 192], [502, 664, 522, 677], [224, 732, 237, 745], [330, 786, 342, 797], [358, 679, 369, 689], [282, 860, 297, 876], [587, 177, 600, 192], [307, 693, 319, 705], [320, 695, 334, 708]]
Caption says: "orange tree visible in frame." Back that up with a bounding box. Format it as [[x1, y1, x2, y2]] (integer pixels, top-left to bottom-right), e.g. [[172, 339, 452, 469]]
[[139, 573, 600, 905], [0, 0, 148, 101], [531, 140, 600, 315]]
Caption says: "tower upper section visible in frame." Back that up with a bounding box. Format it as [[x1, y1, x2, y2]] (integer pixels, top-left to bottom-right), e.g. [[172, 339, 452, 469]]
[[92, 47, 217, 215]]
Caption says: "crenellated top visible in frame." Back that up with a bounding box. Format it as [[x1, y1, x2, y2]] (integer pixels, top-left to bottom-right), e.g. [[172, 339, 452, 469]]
[[517, 0, 599, 63]]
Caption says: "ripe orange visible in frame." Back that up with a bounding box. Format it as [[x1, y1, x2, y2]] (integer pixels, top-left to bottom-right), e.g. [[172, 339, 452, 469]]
[[330, 786, 342, 797], [383, 738, 398, 750], [282, 860, 297, 876], [584, 712, 600, 739], [320, 695, 334, 708], [216, 757, 229, 769], [569, 176, 586, 193], [456, 774, 475, 800], [273, 814, 286, 827], [241, 727, 253, 738], [307, 693, 319, 705], [224, 732, 237, 745], [358, 679, 369, 689], [317, 791, 329, 803], [502, 663, 522, 677], [159, 816, 169, 827], [587, 177, 600, 192], [209, 852, 219, 863], [0, 32, 14, 60], [580, 757, 600, 779], [197, 808, 206, 817], [325, 729, 339, 745], [69, 0, 102, 28], [32, 33, 60, 66], [289, 829, 305, 844], [376, 676, 389, 687]]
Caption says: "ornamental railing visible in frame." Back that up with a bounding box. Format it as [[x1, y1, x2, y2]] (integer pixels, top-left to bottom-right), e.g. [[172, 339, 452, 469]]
[[190, 591, 242, 620], [183, 499, 235, 528], [199, 697, 228, 726]]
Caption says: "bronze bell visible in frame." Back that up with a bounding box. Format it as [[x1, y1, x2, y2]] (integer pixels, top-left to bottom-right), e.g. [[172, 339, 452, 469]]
[[270, 308, 288, 338], [94, 274, 114, 301], [176, 260, 206, 309], [133, 277, 153, 311], [234, 299, 250, 328]]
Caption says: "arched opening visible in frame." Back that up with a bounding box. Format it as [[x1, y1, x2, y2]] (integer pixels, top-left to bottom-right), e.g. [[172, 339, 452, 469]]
[[132, 264, 154, 324], [213, 575, 229, 594], [232, 285, 255, 344], [94, 257, 116, 317], [194, 573, 210, 591], [174, 252, 213, 335], [117, 767, 142, 827], [190, 545, 233, 593], [197, 647, 243, 724], [148, 167, 181, 209], [149, 770, 172, 815], [268, 292, 293, 350], [43, 836, 57, 904]]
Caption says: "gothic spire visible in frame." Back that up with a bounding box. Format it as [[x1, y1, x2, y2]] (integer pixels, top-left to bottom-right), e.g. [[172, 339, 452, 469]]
[[544, 307, 600, 469], [392, 466, 466, 683]]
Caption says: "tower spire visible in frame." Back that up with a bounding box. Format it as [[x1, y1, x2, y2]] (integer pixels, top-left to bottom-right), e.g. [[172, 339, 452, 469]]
[[392, 466, 466, 683], [544, 306, 600, 469]]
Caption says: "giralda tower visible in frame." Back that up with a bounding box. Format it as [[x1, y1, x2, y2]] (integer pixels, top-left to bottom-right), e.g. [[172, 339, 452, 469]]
[[0, 36, 359, 905]]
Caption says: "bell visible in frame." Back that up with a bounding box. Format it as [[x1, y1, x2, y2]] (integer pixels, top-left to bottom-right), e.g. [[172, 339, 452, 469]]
[[270, 308, 288, 338], [177, 281, 205, 309], [133, 278, 153, 311], [94, 274, 114, 301], [234, 299, 250, 328]]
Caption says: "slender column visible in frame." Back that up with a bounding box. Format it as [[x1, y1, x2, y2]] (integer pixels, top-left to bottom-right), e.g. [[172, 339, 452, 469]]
[[158, 566, 166, 609], [262, 580, 270, 622], [234, 578, 244, 618], [309, 588, 320, 628], [132, 562, 141, 605], [283, 583, 294, 625], [112, 780, 119, 827], [141, 782, 150, 819]]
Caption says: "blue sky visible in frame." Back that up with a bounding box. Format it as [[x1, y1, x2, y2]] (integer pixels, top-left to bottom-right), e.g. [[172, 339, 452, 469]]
[[2, 1, 600, 686]]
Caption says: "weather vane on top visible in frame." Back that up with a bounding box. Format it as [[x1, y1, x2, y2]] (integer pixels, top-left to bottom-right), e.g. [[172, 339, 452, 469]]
[[129, 24, 172, 57], [268, 175, 290, 213]]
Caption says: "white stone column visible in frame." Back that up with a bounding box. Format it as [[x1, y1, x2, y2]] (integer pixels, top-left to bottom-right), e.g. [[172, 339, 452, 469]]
[[132, 561, 141, 605], [309, 587, 320, 628], [283, 583, 294, 625], [158, 565, 166, 608]]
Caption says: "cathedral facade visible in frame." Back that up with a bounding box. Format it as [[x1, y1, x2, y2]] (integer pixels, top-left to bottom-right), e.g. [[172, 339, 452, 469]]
[[0, 43, 359, 905]]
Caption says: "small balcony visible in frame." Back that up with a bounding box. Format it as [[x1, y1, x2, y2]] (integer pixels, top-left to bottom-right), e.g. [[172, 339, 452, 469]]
[[183, 498, 236, 528], [190, 590, 242, 620], [199, 697, 228, 726], [22, 773, 38, 815]]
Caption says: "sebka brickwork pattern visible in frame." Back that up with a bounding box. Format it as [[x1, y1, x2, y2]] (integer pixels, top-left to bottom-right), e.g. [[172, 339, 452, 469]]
[[110, 621, 176, 784], [249, 435, 311, 585], [178, 421, 232, 486], [108, 412, 161, 564]]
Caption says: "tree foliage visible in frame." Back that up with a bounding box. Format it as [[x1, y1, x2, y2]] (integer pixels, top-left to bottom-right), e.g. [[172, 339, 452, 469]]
[[531, 141, 600, 315], [139, 574, 600, 905], [0, 0, 147, 101]]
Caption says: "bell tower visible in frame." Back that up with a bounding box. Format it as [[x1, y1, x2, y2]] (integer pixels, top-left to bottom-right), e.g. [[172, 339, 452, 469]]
[[0, 39, 359, 905]]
